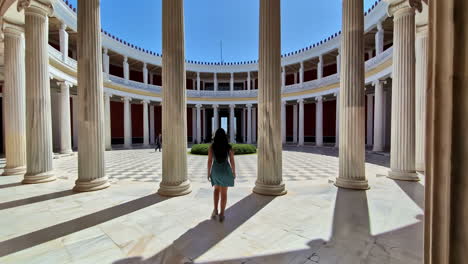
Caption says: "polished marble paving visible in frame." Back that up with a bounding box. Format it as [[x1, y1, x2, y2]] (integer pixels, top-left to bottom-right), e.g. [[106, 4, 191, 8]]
[[0, 147, 423, 264]]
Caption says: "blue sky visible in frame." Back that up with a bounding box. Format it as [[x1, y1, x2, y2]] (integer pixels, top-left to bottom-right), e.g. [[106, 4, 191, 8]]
[[67, 0, 378, 62]]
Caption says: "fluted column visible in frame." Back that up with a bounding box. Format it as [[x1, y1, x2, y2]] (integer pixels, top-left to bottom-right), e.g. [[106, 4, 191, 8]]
[[123, 97, 132, 148], [293, 103, 298, 144], [213, 73, 218, 91], [123, 56, 129, 81], [254, 0, 285, 196], [143, 63, 148, 85], [366, 94, 374, 146], [213, 104, 219, 132], [316, 96, 323, 147], [281, 101, 286, 144], [281, 67, 286, 88], [335, 92, 340, 147], [191, 107, 196, 143], [230, 73, 234, 92], [102, 48, 109, 78], [2, 22, 26, 176], [19, 0, 55, 184], [317, 55, 323, 80], [59, 22, 68, 62], [58, 81, 72, 154], [252, 107, 257, 143], [415, 23, 428, 172], [299, 61, 304, 86], [142, 100, 149, 146], [336, 51, 341, 75], [74, 0, 109, 191], [104, 93, 112, 151], [241, 108, 246, 142], [373, 80, 385, 152], [247, 72, 251, 91], [150, 105, 155, 144], [375, 22, 384, 55], [72, 95, 79, 149], [196, 72, 201, 91], [196, 104, 202, 143], [298, 99, 304, 146], [247, 104, 252, 144], [335, 0, 368, 190], [159, 0, 190, 196], [229, 104, 235, 142], [386, 0, 418, 181]]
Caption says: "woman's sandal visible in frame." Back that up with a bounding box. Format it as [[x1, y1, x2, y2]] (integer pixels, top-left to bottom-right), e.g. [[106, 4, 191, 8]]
[[211, 209, 218, 220], [219, 214, 225, 222]]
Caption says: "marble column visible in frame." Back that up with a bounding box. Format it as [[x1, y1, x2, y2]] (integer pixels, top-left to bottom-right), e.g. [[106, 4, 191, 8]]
[[213, 73, 218, 91], [335, 0, 368, 190], [336, 51, 341, 75], [241, 108, 246, 142], [196, 104, 202, 143], [229, 104, 235, 142], [298, 99, 304, 146], [317, 55, 323, 80], [415, 23, 428, 172], [104, 93, 112, 151], [74, 0, 109, 191], [230, 73, 234, 92], [143, 63, 148, 85], [316, 96, 323, 147], [123, 97, 132, 148], [57, 81, 73, 154], [299, 61, 304, 86], [282, 66, 286, 88], [202, 108, 207, 140], [373, 80, 385, 152], [142, 100, 149, 146], [123, 56, 129, 81], [103, 48, 109, 78], [59, 22, 68, 61], [196, 72, 200, 91], [149, 105, 155, 144], [247, 72, 251, 90], [19, 0, 55, 184], [293, 103, 298, 144], [72, 95, 79, 149], [213, 104, 219, 132], [247, 104, 252, 144], [254, 0, 285, 196], [387, 0, 418, 181], [366, 94, 374, 146], [252, 107, 257, 143], [159, 0, 190, 196], [2, 22, 26, 176], [375, 22, 384, 55], [335, 92, 340, 147], [191, 107, 196, 143], [281, 101, 286, 144]]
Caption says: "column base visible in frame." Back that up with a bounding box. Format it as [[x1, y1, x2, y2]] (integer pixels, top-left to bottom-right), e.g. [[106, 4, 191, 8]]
[[157, 179, 191, 197], [415, 162, 425, 172], [335, 177, 369, 190], [387, 170, 420, 181], [253, 181, 287, 196], [73, 177, 111, 192], [2, 166, 27, 176], [22, 171, 56, 184], [60, 149, 73, 155], [372, 145, 384, 152]]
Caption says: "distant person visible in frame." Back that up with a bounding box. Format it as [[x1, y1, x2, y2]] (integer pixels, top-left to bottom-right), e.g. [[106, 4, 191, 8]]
[[207, 128, 236, 222], [155, 133, 162, 152]]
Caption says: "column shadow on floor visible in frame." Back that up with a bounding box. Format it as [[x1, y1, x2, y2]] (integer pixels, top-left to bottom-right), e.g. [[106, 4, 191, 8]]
[[0, 182, 23, 189], [0, 194, 170, 257], [395, 180, 425, 209], [0, 190, 77, 211], [113, 193, 275, 264]]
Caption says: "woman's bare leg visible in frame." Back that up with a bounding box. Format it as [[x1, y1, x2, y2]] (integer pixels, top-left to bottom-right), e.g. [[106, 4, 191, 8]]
[[213, 186, 220, 214], [220, 187, 228, 216]]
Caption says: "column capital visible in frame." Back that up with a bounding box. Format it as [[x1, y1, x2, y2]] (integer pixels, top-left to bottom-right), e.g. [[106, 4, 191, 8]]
[[297, 98, 304, 104], [141, 100, 150, 105], [2, 20, 24, 37], [316, 96, 323, 102], [122, 96, 132, 102], [103, 47, 108, 55], [372, 79, 387, 86], [143, 62, 147, 69], [104, 93, 113, 99], [318, 54, 323, 62], [60, 22, 67, 31], [282, 100, 287, 105], [246, 103, 253, 109], [300, 61, 304, 68], [195, 104, 202, 109], [377, 21, 384, 32], [229, 104, 236, 109], [386, 0, 421, 17], [334, 91, 340, 97], [212, 104, 219, 109], [123, 56, 128, 63], [197, 71, 200, 77], [57, 81, 72, 89], [18, 0, 53, 17]]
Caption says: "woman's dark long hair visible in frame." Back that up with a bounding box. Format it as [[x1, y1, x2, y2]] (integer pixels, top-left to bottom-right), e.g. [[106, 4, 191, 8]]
[[212, 128, 231, 162]]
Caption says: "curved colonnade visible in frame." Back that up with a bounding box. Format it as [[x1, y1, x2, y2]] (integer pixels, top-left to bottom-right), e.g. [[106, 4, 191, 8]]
[[0, 0, 428, 194]]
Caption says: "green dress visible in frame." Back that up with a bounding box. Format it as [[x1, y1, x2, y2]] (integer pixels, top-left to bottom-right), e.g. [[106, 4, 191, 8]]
[[210, 152, 234, 187]]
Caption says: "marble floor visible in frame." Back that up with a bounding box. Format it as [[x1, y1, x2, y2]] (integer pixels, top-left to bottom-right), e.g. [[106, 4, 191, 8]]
[[0, 147, 423, 264]]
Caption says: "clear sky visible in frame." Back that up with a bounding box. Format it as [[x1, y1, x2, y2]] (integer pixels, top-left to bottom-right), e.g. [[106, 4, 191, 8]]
[[67, 0, 378, 62]]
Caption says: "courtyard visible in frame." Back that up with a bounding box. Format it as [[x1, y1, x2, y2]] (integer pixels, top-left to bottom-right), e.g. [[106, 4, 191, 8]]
[[0, 147, 423, 264]]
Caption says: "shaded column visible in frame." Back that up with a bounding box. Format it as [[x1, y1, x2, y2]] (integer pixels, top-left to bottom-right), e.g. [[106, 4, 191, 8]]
[[213, 104, 219, 132], [196, 72, 200, 91], [247, 104, 252, 144], [20, 0, 55, 184], [247, 72, 251, 90], [104, 93, 112, 150], [59, 22, 68, 61], [74, 0, 109, 191], [373, 80, 385, 152], [281, 101, 286, 144], [299, 61, 304, 86], [317, 55, 323, 80], [143, 63, 148, 85], [123, 56, 129, 81], [336, 0, 368, 189], [72, 95, 79, 149], [293, 103, 298, 144], [387, 0, 418, 181], [366, 94, 374, 146], [102, 48, 109, 79], [142, 100, 149, 146], [415, 23, 428, 172], [57, 81, 73, 154], [254, 0, 285, 196], [123, 97, 132, 148], [252, 107, 257, 143], [196, 104, 202, 143], [335, 92, 340, 147], [213, 73, 218, 91], [150, 104, 155, 144], [316, 96, 323, 146], [159, 0, 190, 196], [298, 99, 304, 146], [2, 22, 26, 176], [191, 107, 196, 143], [229, 104, 235, 142]]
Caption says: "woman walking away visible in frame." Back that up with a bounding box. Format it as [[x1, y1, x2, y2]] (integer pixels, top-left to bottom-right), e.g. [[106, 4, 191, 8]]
[[207, 128, 236, 222]]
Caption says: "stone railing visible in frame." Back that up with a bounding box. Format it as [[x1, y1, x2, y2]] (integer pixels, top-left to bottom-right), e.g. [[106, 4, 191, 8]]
[[48, 45, 78, 69], [365, 46, 393, 70], [284, 73, 340, 94], [187, 89, 258, 98], [108, 75, 162, 94]]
